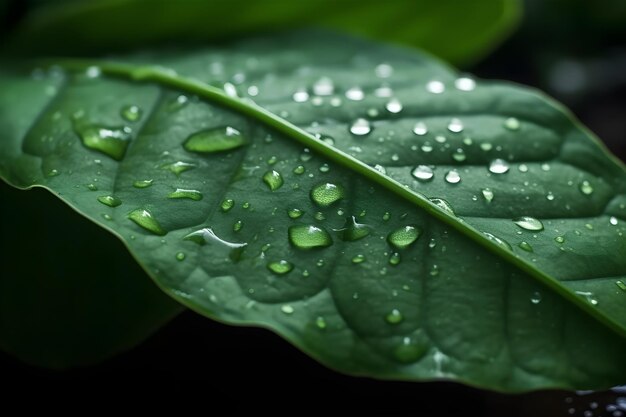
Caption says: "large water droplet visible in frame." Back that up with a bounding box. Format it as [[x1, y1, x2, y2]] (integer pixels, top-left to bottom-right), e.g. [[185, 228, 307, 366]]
[[339, 216, 371, 241], [97, 195, 121, 207], [483, 232, 512, 250], [267, 260, 294, 275], [183, 126, 246, 153], [121, 105, 142, 122], [513, 216, 544, 231], [350, 118, 372, 136], [168, 188, 203, 201], [412, 165, 434, 182], [289, 225, 333, 249], [429, 198, 455, 216], [385, 309, 404, 324], [310, 182, 344, 207], [128, 208, 166, 235], [444, 170, 461, 184], [72, 120, 131, 161], [262, 170, 284, 191], [385, 98, 403, 114], [220, 198, 234, 212], [133, 179, 153, 188], [387, 226, 421, 249], [610, 216, 619, 226], [489, 159, 510, 174]]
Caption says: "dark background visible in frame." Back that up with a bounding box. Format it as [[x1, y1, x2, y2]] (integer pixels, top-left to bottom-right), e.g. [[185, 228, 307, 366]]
[[1, 0, 625, 415]]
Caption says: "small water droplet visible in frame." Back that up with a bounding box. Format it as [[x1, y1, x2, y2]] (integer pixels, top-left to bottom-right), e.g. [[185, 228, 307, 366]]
[[345, 87, 364, 101], [233, 220, 243, 232], [313, 77, 334, 96], [385, 98, 403, 113], [518, 164, 529, 173], [426, 80, 445, 94], [483, 232, 512, 250], [610, 216, 619, 226], [168, 188, 203, 201], [87, 183, 98, 191], [102, 213, 112, 221], [292, 88, 309, 103], [575, 290, 598, 306], [412, 165, 434, 182], [616, 280, 626, 291], [429, 198, 456, 215], [310, 182, 344, 207], [314, 211, 326, 221], [267, 260, 294, 275], [579, 180, 594, 195], [435, 135, 446, 144], [412, 122, 428, 136], [281, 304, 295, 315], [452, 148, 466, 162], [518, 241, 533, 252], [289, 225, 333, 249], [97, 195, 122, 207], [385, 309, 404, 324], [288, 208, 304, 219], [489, 159, 510, 174], [293, 165, 305, 175], [315, 316, 327, 329], [504, 117, 520, 130], [421, 143, 433, 152], [350, 118, 372, 136], [72, 119, 131, 161], [480, 142, 493, 151], [383, 212, 391, 221], [513, 216, 544, 231], [352, 254, 366, 264], [176, 252, 186, 261], [454, 77, 476, 91], [481, 188, 494, 203], [541, 163, 551, 172], [163, 161, 196, 176], [445, 170, 461, 184], [133, 179, 153, 188], [530, 291, 542, 304], [447, 118, 464, 133], [339, 216, 371, 241], [389, 252, 401, 266], [221, 198, 234, 212], [262, 170, 284, 191], [319, 163, 330, 173], [184, 126, 246, 153], [121, 105, 142, 122], [554, 236, 565, 243], [373, 164, 387, 175], [128, 208, 166, 235], [387, 226, 421, 249], [375, 63, 393, 78]]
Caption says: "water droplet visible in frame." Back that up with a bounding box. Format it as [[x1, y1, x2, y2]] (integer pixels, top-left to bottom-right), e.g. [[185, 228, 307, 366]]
[[219, 199, 234, 212], [288, 208, 304, 219], [375, 63, 393, 78], [385, 309, 404, 324], [372, 164, 387, 175], [97, 195, 121, 207], [412, 165, 434, 182], [233, 220, 243, 232], [530, 291, 542, 304], [183, 126, 246, 153], [315, 316, 327, 329], [483, 232, 512, 250], [504, 117, 520, 130], [350, 118, 372, 136], [421, 143, 433, 152], [293, 165, 305, 175], [579, 180, 594, 195], [102, 213, 112, 221], [128, 208, 166, 235], [383, 212, 391, 221], [489, 159, 510, 174], [314, 211, 326, 221], [168, 188, 203, 201], [310, 182, 344, 207], [183, 228, 247, 252], [518, 241, 534, 252], [541, 163, 551, 172], [426, 80, 445, 94], [513, 216, 544, 231], [313, 77, 334, 96], [345, 87, 364, 101], [481, 188, 494, 203], [554, 236, 565, 243], [319, 163, 330, 173], [176, 252, 186, 261], [575, 291, 598, 306], [447, 118, 464, 133], [452, 149, 466, 162], [445, 170, 461, 184], [289, 225, 333, 249], [85, 66, 101, 78], [546, 192, 555, 201], [339, 216, 371, 241], [387, 226, 421, 249], [429, 198, 455, 215], [169, 94, 189, 111], [435, 135, 446, 144], [385, 98, 403, 113], [281, 304, 295, 315], [133, 179, 153, 188], [267, 260, 294, 275], [389, 252, 401, 266], [72, 120, 131, 161], [261, 170, 284, 191], [121, 105, 142, 122], [413, 122, 428, 135], [394, 337, 428, 363], [163, 161, 196, 176], [292, 89, 309, 102], [616, 280, 626, 291], [480, 142, 493, 151], [518, 164, 529, 173], [87, 183, 98, 191], [454, 77, 476, 91], [610, 216, 619, 226], [352, 254, 366, 264]]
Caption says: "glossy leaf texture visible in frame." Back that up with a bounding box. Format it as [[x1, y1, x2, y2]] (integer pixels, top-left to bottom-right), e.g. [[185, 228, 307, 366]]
[[0, 182, 183, 368], [1, 0, 520, 66], [1, 31, 626, 391]]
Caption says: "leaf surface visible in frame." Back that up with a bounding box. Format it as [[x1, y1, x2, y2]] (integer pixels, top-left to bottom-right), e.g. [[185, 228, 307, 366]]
[[1, 32, 626, 390]]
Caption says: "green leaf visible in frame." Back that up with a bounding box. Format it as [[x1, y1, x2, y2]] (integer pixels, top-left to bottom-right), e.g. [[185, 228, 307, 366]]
[[0, 181, 183, 368], [3, 0, 521, 65], [1, 31, 626, 390]]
